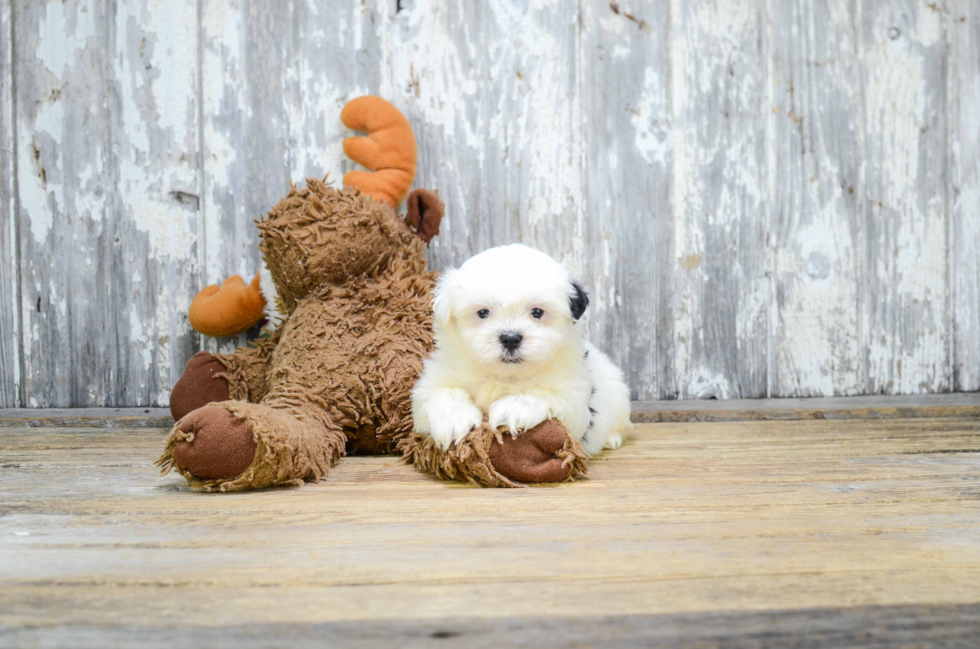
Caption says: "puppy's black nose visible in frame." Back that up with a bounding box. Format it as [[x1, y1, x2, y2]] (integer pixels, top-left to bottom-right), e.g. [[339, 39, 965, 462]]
[[499, 332, 523, 351]]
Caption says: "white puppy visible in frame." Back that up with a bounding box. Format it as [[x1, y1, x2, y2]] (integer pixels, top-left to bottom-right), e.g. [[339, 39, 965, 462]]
[[412, 244, 632, 456]]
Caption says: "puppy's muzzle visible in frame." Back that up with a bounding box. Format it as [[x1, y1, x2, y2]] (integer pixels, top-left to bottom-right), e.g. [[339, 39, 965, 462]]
[[499, 331, 523, 352]]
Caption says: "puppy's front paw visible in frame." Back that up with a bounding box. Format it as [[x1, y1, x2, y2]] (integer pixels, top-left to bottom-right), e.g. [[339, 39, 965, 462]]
[[488, 395, 552, 435], [428, 402, 483, 450]]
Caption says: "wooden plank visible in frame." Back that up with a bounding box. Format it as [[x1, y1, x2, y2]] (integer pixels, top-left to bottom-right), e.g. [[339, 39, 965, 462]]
[[768, 0, 863, 397], [470, 3, 583, 261], [668, 0, 769, 399], [632, 392, 980, 422], [580, 0, 671, 400], [3, 603, 980, 649], [14, 0, 111, 407], [0, 0, 18, 407], [13, 0, 199, 407], [1, 418, 979, 639], [950, 0, 980, 391], [0, 408, 174, 428], [198, 0, 383, 357], [860, 1, 950, 394], [106, 0, 201, 406], [3, 393, 980, 428]]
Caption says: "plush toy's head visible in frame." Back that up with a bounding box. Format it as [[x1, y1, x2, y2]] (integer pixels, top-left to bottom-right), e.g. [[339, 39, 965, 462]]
[[257, 180, 440, 312], [187, 96, 443, 337]]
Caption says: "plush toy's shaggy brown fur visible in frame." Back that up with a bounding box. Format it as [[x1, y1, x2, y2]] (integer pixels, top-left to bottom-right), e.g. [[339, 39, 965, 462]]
[[157, 180, 588, 491], [401, 421, 589, 488]]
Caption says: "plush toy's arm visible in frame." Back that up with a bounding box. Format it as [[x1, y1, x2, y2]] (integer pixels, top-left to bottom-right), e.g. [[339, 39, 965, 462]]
[[188, 272, 266, 338]]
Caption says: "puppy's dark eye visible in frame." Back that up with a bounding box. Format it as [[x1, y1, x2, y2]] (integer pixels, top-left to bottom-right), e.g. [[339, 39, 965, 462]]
[[477, 309, 490, 319], [531, 308, 544, 319]]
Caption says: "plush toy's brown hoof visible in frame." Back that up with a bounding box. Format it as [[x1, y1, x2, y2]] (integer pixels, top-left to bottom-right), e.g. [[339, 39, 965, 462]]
[[172, 405, 256, 481], [489, 420, 575, 483], [170, 351, 230, 421]]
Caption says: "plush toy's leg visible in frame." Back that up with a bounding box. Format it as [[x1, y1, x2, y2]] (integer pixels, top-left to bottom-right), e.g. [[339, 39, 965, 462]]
[[169, 352, 231, 421], [156, 400, 346, 492], [401, 419, 588, 487], [169, 337, 277, 421]]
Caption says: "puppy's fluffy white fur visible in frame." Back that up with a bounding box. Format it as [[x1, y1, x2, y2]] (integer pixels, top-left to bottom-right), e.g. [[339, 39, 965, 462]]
[[412, 244, 632, 456]]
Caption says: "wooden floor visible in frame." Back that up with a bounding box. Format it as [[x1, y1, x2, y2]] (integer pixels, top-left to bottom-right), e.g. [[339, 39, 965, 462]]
[[2, 401, 980, 647]]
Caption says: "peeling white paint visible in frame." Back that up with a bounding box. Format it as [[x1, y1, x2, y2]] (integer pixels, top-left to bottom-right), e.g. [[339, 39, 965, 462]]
[[114, 3, 198, 263], [669, 0, 770, 397], [19, 100, 65, 244], [37, 1, 96, 75], [201, 0, 247, 283], [384, 0, 483, 149], [632, 67, 670, 167], [688, 368, 731, 400], [284, 64, 354, 184], [863, 0, 948, 394]]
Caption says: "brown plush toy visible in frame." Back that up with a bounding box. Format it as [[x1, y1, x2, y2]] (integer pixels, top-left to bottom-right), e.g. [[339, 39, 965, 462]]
[[157, 96, 588, 491]]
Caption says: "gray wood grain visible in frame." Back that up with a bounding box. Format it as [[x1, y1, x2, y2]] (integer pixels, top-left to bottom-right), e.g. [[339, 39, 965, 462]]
[[14, 0, 201, 408], [6, 604, 980, 649], [951, 0, 980, 391], [0, 0, 18, 407], [860, 0, 949, 394], [15, 0, 113, 407], [580, 0, 672, 400], [471, 1, 583, 264], [668, 0, 769, 399], [106, 0, 202, 407], [769, 0, 864, 397], [390, 0, 587, 329]]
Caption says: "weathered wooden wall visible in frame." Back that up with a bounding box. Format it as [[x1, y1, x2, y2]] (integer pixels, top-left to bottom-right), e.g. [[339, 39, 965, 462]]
[[0, 0, 977, 407]]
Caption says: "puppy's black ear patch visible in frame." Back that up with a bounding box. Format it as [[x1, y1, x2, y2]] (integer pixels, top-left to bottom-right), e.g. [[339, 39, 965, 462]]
[[569, 281, 589, 321]]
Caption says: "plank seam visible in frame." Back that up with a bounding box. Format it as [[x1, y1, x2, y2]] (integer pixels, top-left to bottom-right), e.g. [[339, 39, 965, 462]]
[[764, 0, 775, 399], [196, 0, 206, 355], [943, 4, 955, 393], [574, 0, 589, 390], [8, 0, 22, 408], [855, 0, 869, 395], [664, 0, 675, 400], [102, 0, 115, 407]]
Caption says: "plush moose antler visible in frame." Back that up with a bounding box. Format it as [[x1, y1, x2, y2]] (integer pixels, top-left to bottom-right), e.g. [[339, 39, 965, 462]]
[[341, 96, 417, 207]]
